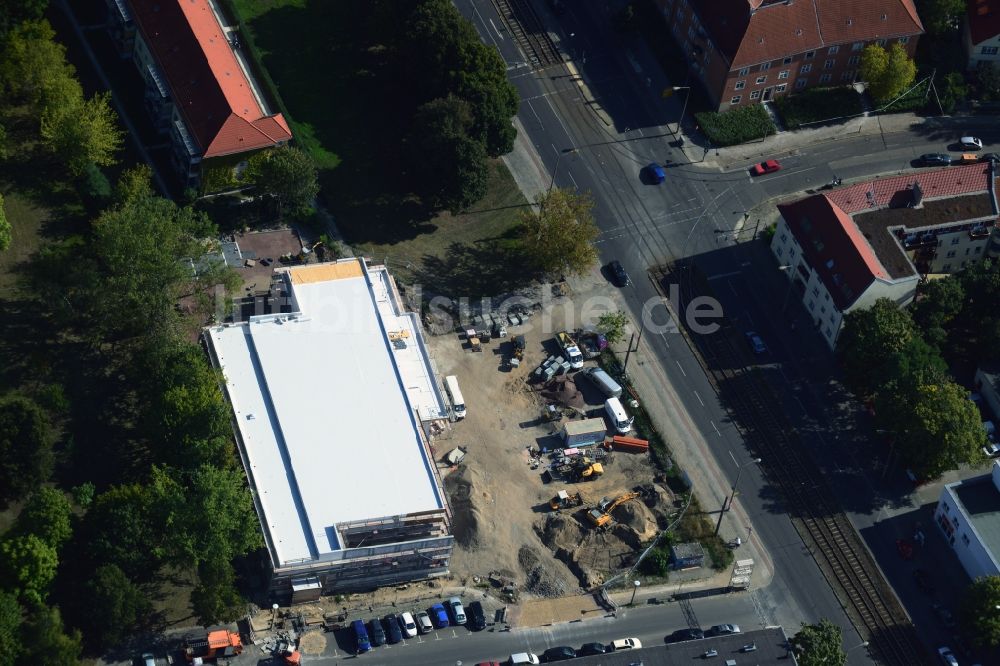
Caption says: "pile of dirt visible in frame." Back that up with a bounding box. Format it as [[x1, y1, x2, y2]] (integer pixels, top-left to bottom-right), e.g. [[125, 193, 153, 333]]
[[614, 502, 658, 541], [444, 466, 481, 549], [518, 545, 568, 597], [537, 512, 586, 551], [539, 376, 587, 411]]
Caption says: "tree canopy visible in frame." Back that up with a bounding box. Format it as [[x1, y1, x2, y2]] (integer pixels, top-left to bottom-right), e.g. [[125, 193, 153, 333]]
[[519, 188, 599, 277], [0, 395, 54, 503], [0, 534, 59, 606], [15, 488, 73, 550], [82, 564, 151, 649], [915, 0, 965, 35], [960, 575, 1000, 648], [0, 193, 10, 252], [245, 146, 319, 218], [40, 91, 124, 175], [792, 619, 846, 666], [861, 43, 916, 103], [18, 605, 81, 666], [0, 590, 22, 666], [82, 484, 161, 580], [597, 311, 629, 345], [838, 298, 916, 397]]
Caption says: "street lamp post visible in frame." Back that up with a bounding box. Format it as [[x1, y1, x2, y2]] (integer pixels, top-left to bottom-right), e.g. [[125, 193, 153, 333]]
[[715, 458, 762, 535], [630, 580, 641, 605]]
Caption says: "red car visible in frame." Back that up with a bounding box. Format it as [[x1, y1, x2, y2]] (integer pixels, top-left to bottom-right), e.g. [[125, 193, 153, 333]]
[[751, 159, 782, 175]]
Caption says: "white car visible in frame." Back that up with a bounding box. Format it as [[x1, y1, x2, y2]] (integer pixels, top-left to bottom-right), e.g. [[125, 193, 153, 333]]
[[414, 610, 434, 634], [447, 596, 466, 624], [960, 136, 984, 150], [938, 646, 959, 666], [398, 611, 417, 638], [611, 637, 642, 650]]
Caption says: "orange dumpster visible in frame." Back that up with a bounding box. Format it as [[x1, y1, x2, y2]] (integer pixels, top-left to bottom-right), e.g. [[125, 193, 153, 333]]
[[612, 435, 649, 453]]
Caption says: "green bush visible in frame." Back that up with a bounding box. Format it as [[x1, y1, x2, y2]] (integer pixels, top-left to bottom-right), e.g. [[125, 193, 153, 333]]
[[694, 104, 775, 146], [773, 87, 863, 129], [877, 78, 930, 114]]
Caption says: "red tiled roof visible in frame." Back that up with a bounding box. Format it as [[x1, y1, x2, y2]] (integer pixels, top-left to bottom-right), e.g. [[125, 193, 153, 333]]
[[128, 0, 292, 158], [690, 0, 924, 68], [968, 0, 1000, 44], [779, 196, 885, 310], [826, 163, 992, 214]]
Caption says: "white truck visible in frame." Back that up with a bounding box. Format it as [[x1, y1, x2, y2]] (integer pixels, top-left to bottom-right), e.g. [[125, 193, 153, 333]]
[[556, 331, 584, 369]]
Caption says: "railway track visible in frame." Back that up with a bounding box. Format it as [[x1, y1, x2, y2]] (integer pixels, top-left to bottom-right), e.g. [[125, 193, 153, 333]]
[[658, 263, 929, 666], [490, 0, 562, 68]]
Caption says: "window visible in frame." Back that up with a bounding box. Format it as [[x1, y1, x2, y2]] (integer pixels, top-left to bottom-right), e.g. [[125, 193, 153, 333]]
[[805, 50, 815, 59], [783, 56, 792, 64], [776, 83, 787, 93], [820, 306, 826, 315], [796, 78, 808, 89], [848, 55, 860, 65], [756, 76, 767, 84], [812, 287, 820, 297], [739, 67, 750, 76], [808, 300, 816, 311], [819, 73, 832, 83], [824, 59, 835, 69], [750, 90, 761, 99], [942, 264, 952, 271], [966, 248, 971, 256], [828, 46, 839, 55], [778, 70, 789, 79], [776, 247, 784, 257], [983, 46, 1000, 56], [852, 42, 863, 51], [951, 237, 960, 245], [800, 64, 812, 74], [730, 95, 742, 105], [824, 327, 832, 338], [946, 250, 956, 258], [780, 233, 787, 243], [829, 312, 835, 324], [760, 62, 771, 71], [842, 71, 855, 81], [976, 246, 982, 253], [735, 80, 746, 90], [824, 292, 830, 301], [898, 36, 909, 45], [962, 534, 970, 546], [876, 39, 887, 47]]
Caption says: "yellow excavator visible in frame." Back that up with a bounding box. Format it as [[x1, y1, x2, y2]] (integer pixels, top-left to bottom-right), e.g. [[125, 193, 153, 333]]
[[549, 491, 583, 511], [586, 491, 640, 528]]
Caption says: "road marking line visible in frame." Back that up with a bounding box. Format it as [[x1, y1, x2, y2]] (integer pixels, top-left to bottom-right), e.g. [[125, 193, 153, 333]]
[[729, 450, 738, 466], [711, 421, 721, 436], [693, 390, 705, 406], [675, 360, 687, 377], [568, 172, 578, 190], [489, 18, 504, 40], [707, 270, 742, 281]]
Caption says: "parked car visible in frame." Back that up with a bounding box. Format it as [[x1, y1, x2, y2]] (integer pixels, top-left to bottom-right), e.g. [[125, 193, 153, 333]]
[[578, 642, 608, 655], [447, 596, 466, 625], [983, 441, 1000, 458], [541, 646, 577, 662], [610, 637, 642, 650], [750, 159, 781, 175], [352, 619, 371, 653], [982, 152, 1000, 163], [466, 601, 486, 631], [367, 617, 386, 646], [383, 615, 402, 643], [415, 610, 434, 634], [745, 331, 767, 354], [508, 653, 540, 665], [398, 611, 418, 638], [666, 628, 705, 643], [960, 136, 984, 150], [921, 153, 952, 166], [141, 654, 156, 666], [646, 162, 666, 184], [430, 603, 450, 628], [937, 646, 959, 666], [608, 260, 631, 287], [708, 624, 741, 636]]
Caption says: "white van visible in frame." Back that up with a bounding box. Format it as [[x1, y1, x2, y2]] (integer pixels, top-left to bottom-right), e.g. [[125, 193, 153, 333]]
[[604, 397, 633, 434], [584, 367, 623, 398], [444, 375, 466, 419]]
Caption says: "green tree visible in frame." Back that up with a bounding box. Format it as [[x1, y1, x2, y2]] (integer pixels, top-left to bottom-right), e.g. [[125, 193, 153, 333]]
[[519, 188, 599, 277], [245, 146, 319, 218], [861, 43, 916, 103], [0, 0, 49, 36], [792, 619, 845, 666], [597, 311, 629, 345], [0, 534, 58, 605], [882, 335, 948, 388], [0, 590, 22, 666], [912, 277, 964, 349], [16, 488, 73, 550], [0, 395, 54, 503], [408, 96, 488, 211], [19, 605, 81, 666], [877, 379, 986, 478], [114, 164, 155, 205], [915, 0, 965, 34], [0, 20, 77, 108], [83, 564, 151, 648], [83, 484, 161, 580], [191, 555, 244, 625], [960, 575, 1000, 648], [0, 123, 8, 160], [0, 193, 10, 252], [71, 482, 95, 509], [978, 62, 1000, 101], [837, 298, 916, 397], [40, 91, 124, 175]]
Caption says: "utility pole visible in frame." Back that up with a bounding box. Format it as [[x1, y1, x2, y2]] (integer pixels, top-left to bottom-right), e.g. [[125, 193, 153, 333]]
[[622, 328, 643, 375]]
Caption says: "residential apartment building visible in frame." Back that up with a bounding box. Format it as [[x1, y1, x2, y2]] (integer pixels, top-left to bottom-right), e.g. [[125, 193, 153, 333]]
[[934, 462, 1000, 581], [653, 0, 924, 111], [964, 0, 1000, 70], [771, 163, 1000, 348], [105, 0, 292, 189]]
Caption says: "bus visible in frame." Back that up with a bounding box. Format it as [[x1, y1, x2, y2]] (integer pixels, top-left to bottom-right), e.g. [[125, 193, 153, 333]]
[[444, 375, 466, 419]]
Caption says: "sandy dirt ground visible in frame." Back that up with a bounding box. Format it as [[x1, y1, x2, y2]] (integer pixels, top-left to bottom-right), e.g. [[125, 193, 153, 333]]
[[425, 270, 679, 600]]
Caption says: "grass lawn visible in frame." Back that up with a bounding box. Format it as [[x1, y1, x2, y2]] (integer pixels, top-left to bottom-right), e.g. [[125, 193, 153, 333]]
[[773, 87, 864, 129], [0, 191, 49, 294]]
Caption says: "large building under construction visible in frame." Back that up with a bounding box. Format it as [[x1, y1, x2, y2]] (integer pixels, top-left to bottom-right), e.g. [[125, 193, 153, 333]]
[[205, 259, 453, 600]]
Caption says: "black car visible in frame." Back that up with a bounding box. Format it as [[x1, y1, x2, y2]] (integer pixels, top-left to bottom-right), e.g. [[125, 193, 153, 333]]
[[920, 153, 952, 166], [608, 260, 631, 287], [666, 628, 705, 643], [542, 646, 577, 662], [466, 601, 486, 631], [579, 642, 609, 655], [383, 615, 403, 643], [368, 618, 386, 646], [982, 152, 1000, 163]]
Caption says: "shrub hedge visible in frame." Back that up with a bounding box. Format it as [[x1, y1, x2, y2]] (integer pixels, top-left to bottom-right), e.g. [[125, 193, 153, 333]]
[[694, 104, 776, 146], [773, 87, 864, 129]]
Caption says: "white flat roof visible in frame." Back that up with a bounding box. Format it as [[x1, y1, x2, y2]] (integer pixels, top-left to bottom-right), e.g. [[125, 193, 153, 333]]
[[207, 260, 444, 567]]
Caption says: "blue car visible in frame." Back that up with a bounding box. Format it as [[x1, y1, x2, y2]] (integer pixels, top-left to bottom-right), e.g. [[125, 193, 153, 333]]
[[646, 162, 666, 184], [352, 619, 371, 653], [430, 603, 450, 628]]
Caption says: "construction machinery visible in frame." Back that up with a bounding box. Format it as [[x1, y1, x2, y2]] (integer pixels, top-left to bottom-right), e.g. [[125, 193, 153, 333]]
[[586, 492, 640, 528], [183, 628, 243, 662], [549, 490, 583, 511], [574, 459, 604, 482]]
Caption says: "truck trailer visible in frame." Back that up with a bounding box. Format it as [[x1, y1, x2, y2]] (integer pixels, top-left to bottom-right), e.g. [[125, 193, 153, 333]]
[[562, 418, 608, 447]]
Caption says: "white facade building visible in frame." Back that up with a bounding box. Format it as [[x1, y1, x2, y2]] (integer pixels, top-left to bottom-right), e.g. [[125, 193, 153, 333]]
[[963, 0, 1000, 70], [935, 462, 1000, 580]]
